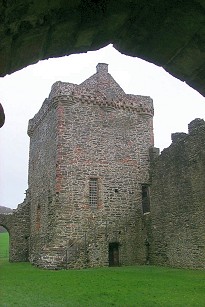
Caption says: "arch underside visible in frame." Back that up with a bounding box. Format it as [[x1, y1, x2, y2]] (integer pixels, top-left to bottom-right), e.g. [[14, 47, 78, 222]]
[[0, 224, 9, 233], [0, 0, 205, 98], [0, 215, 11, 234]]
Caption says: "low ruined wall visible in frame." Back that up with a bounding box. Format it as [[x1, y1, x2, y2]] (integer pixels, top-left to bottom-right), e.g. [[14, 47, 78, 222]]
[[149, 119, 205, 269]]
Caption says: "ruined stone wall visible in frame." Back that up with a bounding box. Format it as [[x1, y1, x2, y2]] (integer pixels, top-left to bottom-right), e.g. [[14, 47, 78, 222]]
[[0, 200, 30, 262], [149, 119, 205, 269]]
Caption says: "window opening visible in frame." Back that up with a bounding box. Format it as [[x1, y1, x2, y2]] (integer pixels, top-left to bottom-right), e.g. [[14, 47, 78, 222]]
[[109, 242, 119, 266], [89, 178, 98, 207], [142, 184, 150, 214]]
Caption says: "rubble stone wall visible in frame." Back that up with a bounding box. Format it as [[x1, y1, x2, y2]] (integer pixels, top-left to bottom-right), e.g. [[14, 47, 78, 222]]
[[48, 100, 153, 269], [0, 200, 30, 262], [27, 98, 58, 264], [149, 118, 205, 269]]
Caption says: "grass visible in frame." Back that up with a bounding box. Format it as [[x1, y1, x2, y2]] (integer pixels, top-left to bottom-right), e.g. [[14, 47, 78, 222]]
[[0, 231, 9, 259], [0, 233, 205, 306]]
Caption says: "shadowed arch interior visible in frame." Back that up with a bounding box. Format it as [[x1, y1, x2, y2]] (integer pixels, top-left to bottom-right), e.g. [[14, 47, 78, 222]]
[[0, 0, 205, 97]]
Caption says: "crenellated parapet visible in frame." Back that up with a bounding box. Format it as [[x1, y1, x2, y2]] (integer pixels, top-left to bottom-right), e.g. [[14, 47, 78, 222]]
[[28, 65, 153, 137], [48, 81, 77, 100], [50, 88, 154, 115], [27, 98, 52, 137], [28, 93, 153, 137]]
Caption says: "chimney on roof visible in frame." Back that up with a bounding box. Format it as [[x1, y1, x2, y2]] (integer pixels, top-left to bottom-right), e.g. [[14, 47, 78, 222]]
[[96, 63, 108, 74]]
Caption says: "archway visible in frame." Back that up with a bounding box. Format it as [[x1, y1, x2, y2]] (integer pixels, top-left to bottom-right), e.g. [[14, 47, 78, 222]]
[[0, 213, 13, 262], [0, 226, 9, 261], [0, 1, 204, 97]]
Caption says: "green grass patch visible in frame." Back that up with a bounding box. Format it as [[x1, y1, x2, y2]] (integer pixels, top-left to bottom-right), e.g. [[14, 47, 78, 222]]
[[0, 231, 9, 259], [0, 258, 205, 306]]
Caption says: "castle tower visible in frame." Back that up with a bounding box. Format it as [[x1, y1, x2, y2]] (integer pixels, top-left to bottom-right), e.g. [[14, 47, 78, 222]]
[[27, 63, 154, 269]]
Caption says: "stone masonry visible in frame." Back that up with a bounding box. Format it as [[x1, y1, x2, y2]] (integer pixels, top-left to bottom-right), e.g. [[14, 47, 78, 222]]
[[0, 199, 30, 262], [148, 119, 205, 269], [1, 64, 205, 270], [25, 63, 154, 269]]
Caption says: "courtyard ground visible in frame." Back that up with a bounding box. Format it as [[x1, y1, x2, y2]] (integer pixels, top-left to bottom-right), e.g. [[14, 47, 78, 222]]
[[0, 232, 205, 306]]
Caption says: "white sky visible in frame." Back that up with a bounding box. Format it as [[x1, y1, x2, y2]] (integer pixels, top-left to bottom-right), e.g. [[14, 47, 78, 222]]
[[0, 44, 205, 209]]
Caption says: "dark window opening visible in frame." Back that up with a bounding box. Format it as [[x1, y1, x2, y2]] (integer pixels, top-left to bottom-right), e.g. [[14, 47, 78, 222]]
[[142, 184, 150, 214], [109, 242, 119, 266], [89, 178, 98, 207]]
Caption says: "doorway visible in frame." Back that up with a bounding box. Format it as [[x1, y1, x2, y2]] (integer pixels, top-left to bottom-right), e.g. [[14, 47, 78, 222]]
[[0, 226, 9, 260], [109, 242, 119, 266]]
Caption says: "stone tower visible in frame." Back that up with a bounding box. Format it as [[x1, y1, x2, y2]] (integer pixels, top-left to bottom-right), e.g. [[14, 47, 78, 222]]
[[27, 63, 154, 269]]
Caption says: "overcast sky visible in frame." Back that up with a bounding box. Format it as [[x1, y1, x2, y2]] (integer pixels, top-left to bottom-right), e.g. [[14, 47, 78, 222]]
[[0, 44, 205, 209]]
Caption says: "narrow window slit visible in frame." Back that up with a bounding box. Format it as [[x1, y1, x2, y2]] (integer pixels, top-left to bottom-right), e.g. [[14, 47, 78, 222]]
[[141, 184, 150, 214]]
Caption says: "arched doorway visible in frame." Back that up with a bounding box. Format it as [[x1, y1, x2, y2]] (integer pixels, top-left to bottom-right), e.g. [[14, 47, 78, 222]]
[[0, 226, 9, 261]]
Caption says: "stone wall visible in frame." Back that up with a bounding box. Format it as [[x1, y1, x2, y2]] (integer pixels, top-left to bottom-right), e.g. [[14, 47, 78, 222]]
[[149, 118, 205, 269], [27, 97, 58, 263], [3, 65, 205, 270], [4, 63, 205, 271], [27, 63, 154, 269], [0, 199, 30, 262]]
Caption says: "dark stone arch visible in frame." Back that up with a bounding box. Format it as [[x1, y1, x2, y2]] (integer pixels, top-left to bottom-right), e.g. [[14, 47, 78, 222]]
[[0, 103, 5, 128], [1, 1, 205, 129], [0, 224, 10, 234], [0, 214, 12, 261], [0, 225, 9, 259], [0, 0, 204, 97], [0, 214, 12, 235]]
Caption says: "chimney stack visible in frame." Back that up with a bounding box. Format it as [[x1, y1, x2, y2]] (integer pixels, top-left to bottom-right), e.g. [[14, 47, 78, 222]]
[[96, 63, 108, 74]]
